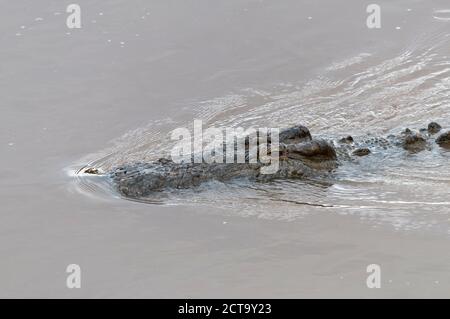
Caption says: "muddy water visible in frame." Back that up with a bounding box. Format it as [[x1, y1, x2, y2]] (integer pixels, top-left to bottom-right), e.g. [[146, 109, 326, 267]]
[[1, 0, 450, 297]]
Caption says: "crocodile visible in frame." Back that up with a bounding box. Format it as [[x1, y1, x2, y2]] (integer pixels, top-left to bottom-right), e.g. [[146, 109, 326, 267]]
[[83, 122, 450, 199], [107, 126, 337, 198]]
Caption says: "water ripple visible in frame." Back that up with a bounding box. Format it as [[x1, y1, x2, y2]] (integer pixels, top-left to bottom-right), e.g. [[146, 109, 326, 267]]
[[73, 26, 450, 233]]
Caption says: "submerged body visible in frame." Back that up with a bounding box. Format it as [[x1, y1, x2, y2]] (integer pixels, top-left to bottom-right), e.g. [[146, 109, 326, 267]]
[[87, 122, 450, 199]]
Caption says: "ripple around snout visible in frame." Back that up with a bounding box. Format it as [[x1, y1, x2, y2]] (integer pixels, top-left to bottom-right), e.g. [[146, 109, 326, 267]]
[[68, 164, 122, 203]]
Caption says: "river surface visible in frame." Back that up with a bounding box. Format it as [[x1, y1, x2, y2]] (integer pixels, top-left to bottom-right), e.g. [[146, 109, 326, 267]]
[[1, 0, 450, 297]]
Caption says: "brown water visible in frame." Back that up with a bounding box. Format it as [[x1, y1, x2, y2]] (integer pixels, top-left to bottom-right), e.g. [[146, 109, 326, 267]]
[[1, 0, 450, 297]]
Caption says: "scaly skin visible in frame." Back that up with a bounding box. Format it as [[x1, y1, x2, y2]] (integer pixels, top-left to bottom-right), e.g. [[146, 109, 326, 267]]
[[108, 125, 337, 198], [82, 122, 450, 198]]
